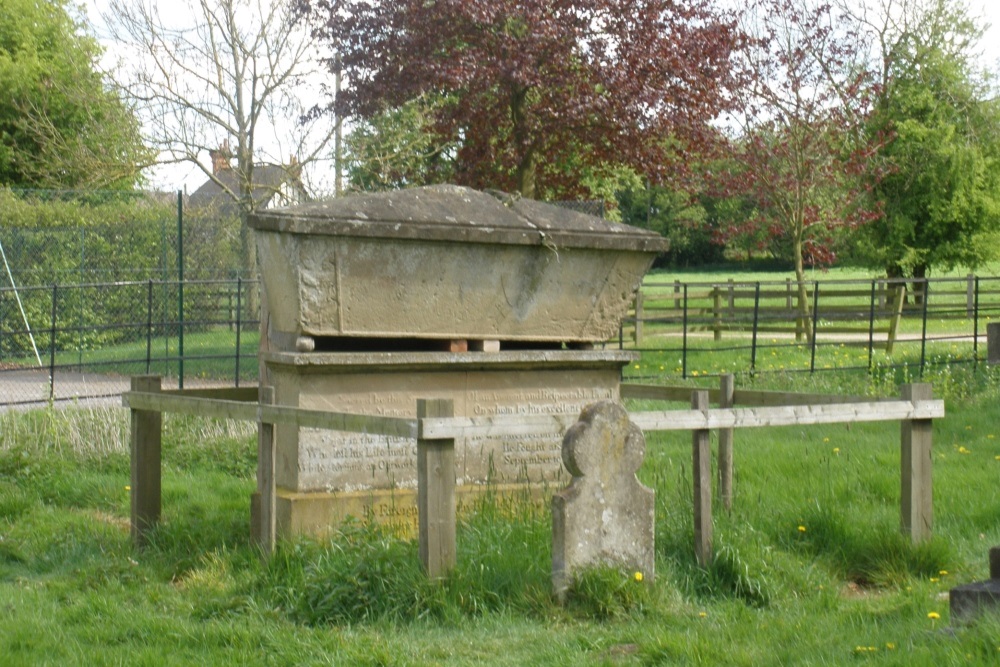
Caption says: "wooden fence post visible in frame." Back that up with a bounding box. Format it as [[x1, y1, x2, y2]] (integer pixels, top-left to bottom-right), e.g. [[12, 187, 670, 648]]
[[130, 375, 162, 548], [634, 291, 644, 346], [901, 383, 933, 543], [692, 389, 712, 567], [718, 374, 735, 513], [255, 386, 276, 555], [418, 398, 456, 578], [988, 322, 1000, 366], [673, 280, 681, 309]]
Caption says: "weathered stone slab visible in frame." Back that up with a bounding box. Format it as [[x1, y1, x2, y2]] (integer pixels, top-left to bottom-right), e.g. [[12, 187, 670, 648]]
[[950, 547, 1000, 624], [263, 350, 634, 537], [250, 185, 668, 345], [552, 401, 654, 602]]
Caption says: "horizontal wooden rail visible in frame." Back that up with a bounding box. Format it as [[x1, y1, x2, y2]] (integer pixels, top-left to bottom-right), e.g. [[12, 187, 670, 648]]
[[122, 390, 418, 439], [418, 399, 943, 440], [621, 383, 898, 406]]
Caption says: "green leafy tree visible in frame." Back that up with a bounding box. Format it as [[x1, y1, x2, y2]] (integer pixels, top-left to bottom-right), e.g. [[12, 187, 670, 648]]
[[852, 0, 1000, 284], [344, 95, 457, 192], [0, 0, 148, 189]]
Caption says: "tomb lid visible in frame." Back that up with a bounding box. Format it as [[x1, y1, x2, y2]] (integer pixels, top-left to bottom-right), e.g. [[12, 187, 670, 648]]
[[248, 184, 669, 253]]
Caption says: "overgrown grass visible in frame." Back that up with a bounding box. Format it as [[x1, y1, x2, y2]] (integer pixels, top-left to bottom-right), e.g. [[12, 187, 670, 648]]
[[1, 369, 1000, 663]]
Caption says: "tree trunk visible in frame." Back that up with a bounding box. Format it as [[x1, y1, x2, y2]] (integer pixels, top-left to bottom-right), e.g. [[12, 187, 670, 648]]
[[912, 263, 927, 306], [793, 236, 811, 342], [510, 85, 536, 198]]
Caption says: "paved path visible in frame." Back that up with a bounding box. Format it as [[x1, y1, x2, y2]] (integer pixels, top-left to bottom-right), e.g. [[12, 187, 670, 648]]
[[0, 369, 235, 411]]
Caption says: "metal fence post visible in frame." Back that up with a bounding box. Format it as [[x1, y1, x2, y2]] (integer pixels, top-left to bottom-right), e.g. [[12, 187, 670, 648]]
[[682, 284, 689, 379], [49, 284, 57, 402], [750, 282, 760, 374], [177, 191, 184, 389], [919, 280, 930, 376], [145, 280, 154, 374], [867, 280, 876, 370], [235, 277, 242, 387]]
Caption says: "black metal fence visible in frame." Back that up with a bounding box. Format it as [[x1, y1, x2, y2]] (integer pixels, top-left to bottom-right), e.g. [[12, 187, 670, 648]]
[[0, 279, 258, 407], [619, 275, 1000, 382], [3, 273, 999, 407]]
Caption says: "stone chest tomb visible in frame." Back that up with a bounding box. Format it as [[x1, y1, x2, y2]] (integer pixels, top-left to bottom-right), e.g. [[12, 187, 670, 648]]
[[249, 185, 668, 537]]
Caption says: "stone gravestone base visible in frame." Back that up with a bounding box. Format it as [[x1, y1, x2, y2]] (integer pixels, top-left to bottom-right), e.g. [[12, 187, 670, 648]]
[[263, 350, 635, 538]]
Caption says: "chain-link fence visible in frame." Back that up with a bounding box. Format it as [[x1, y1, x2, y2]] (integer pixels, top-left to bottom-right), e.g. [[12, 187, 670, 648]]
[[0, 187, 248, 286]]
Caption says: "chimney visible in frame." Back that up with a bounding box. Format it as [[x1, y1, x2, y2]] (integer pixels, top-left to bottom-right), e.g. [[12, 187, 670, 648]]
[[209, 139, 233, 175]]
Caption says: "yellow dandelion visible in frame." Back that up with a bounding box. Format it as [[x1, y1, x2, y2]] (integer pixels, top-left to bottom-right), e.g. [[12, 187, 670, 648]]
[[966, 425, 973, 430], [988, 434, 995, 440], [692, 370, 699, 376], [124, 485, 131, 491], [823, 437, 830, 443], [927, 611, 941, 620], [930, 577, 939, 583], [633, 364, 640, 370], [633, 571, 643, 583], [886, 643, 895, 650], [798, 525, 807, 533], [698, 611, 707, 618], [939, 570, 949, 576], [833, 447, 840, 454]]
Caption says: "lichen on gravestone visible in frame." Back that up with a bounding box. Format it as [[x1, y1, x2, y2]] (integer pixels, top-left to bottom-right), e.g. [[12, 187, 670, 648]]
[[552, 401, 655, 603]]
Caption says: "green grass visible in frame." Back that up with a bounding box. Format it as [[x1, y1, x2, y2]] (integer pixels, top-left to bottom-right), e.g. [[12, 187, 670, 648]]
[[1, 371, 1000, 664], [8, 329, 260, 383]]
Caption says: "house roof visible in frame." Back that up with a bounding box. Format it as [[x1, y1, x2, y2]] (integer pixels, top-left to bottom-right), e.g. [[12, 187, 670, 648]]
[[189, 164, 304, 215]]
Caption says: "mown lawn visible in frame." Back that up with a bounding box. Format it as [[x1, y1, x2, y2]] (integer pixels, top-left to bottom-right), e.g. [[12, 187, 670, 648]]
[[0, 369, 999, 665]]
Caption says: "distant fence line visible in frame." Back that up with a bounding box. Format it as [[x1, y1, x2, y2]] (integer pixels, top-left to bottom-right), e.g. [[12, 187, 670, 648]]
[[619, 275, 1000, 380], [2, 274, 998, 408]]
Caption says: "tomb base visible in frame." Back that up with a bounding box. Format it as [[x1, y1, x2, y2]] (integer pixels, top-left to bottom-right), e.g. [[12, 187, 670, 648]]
[[262, 349, 635, 539]]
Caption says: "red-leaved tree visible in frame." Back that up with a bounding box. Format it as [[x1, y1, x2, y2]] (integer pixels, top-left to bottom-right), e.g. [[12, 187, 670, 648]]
[[715, 0, 887, 338], [299, 0, 744, 200]]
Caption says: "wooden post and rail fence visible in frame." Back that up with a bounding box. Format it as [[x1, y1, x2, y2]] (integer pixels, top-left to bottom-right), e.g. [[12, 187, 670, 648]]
[[124, 376, 944, 575]]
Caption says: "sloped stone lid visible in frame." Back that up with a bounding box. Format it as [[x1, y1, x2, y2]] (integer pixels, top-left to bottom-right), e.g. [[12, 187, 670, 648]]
[[248, 185, 669, 253]]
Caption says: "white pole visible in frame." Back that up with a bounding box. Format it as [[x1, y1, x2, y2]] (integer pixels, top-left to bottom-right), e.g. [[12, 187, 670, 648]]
[[0, 238, 42, 367]]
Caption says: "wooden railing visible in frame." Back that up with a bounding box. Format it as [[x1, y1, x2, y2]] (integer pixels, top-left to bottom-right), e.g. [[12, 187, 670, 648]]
[[124, 376, 943, 574]]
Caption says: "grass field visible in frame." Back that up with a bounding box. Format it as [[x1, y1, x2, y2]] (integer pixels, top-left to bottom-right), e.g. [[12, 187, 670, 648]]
[[1, 368, 1000, 664]]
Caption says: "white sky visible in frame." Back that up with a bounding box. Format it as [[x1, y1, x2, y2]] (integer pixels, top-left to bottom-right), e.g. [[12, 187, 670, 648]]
[[75, 0, 1000, 193]]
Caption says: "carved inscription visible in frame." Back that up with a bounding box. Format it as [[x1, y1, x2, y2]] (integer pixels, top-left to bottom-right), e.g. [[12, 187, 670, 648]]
[[294, 384, 615, 493]]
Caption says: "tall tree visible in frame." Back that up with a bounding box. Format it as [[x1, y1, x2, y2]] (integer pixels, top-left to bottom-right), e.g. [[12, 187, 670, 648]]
[[299, 0, 743, 200], [105, 0, 337, 281], [717, 0, 885, 338], [849, 0, 1000, 284], [0, 0, 147, 189]]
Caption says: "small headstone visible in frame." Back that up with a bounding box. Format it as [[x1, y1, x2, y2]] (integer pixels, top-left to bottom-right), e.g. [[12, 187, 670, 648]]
[[949, 547, 1000, 624], [552, 401, 654, 603]]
